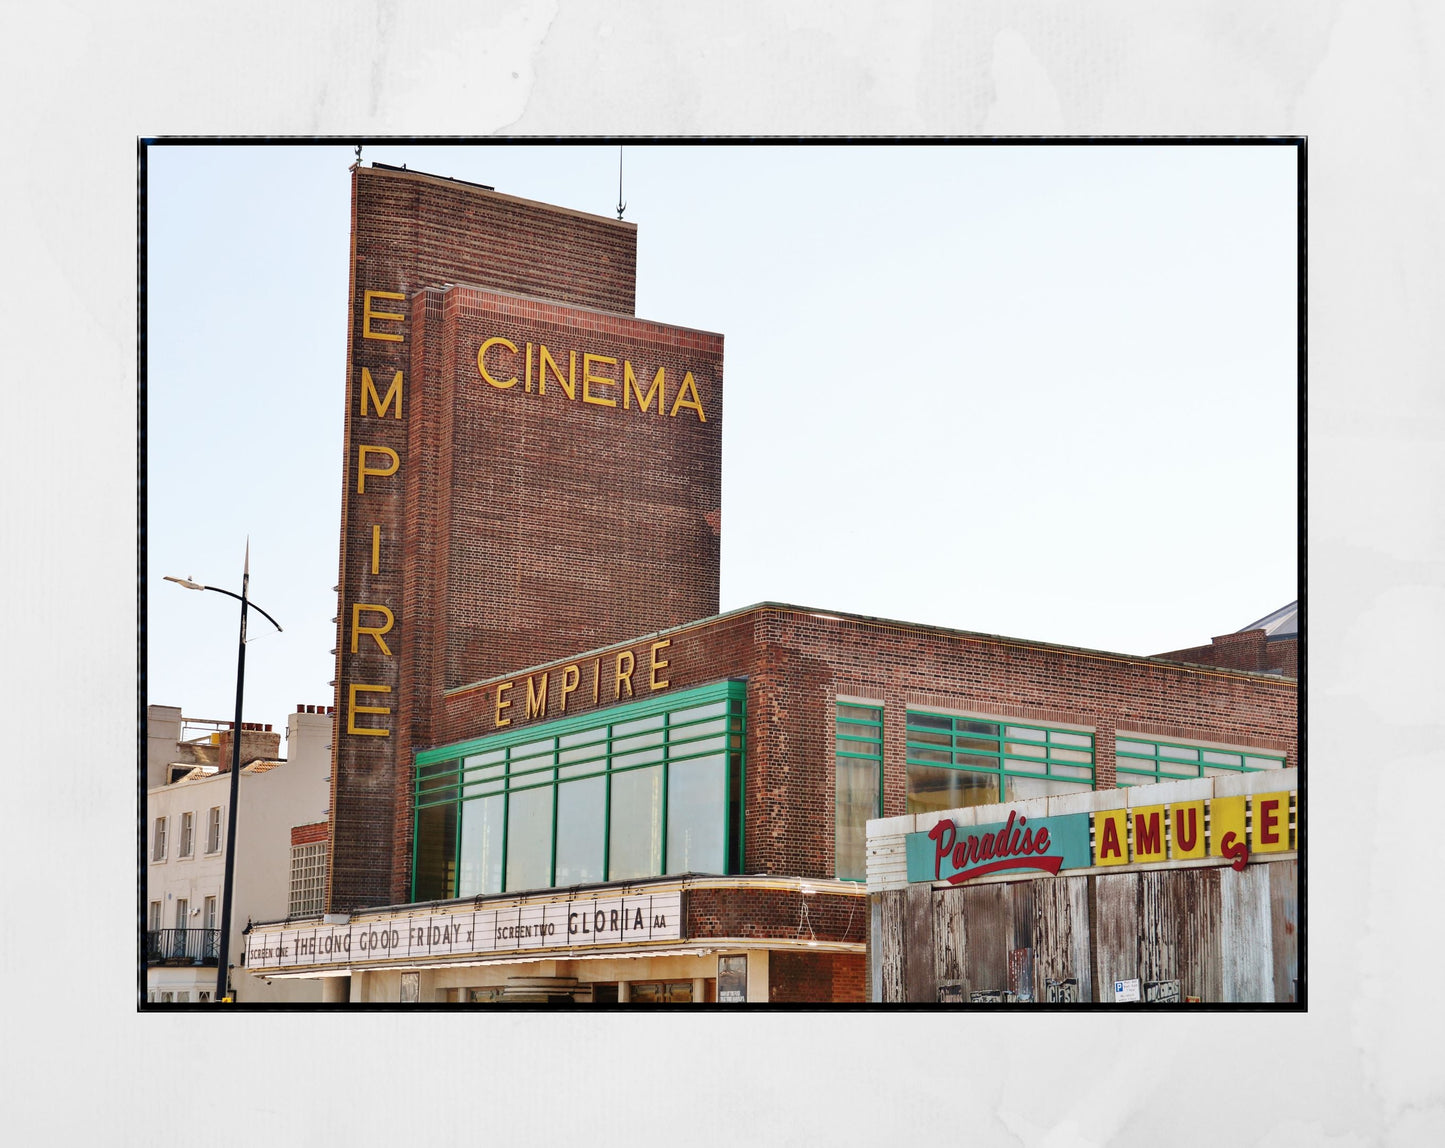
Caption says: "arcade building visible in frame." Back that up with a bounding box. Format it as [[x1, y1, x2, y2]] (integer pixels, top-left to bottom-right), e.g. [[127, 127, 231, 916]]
[[243, 163, 1298, 1004]]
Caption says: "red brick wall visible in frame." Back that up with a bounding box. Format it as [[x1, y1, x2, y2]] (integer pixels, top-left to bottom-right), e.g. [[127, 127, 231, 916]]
[[435, 286, 722, 688], [687, 887, 867, 946], [351, 167, 637, 314], [425, 605, 1296, 893], [1158, 630, 1298, 679], [769, 952, 867, 1004], [329, 167, 721, 911], [291, 821, 328, 847]]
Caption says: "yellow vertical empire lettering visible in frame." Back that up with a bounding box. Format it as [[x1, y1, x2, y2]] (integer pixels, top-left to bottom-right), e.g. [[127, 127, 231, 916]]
[[592, 658, 601, 703], [669, 371, 706, 421], [615, 651, 635, 699], [371, 525, 381, 575], [351, 604, 395, 656], [649, 640, 671, 691], [495, 681, 514, 728], [582, 355, 618, 406], [362, 290, 405, 342], [357, 445, 399, 493], [559, 664, 580, 711], [348, 683, 391, 736], [477, 337, 519, 388], [360, 368, 404, 418], [538, 345, 576, 399], [525, 343, 533, 392], [526, 672, 549, 720], [623, 362, 665, 412]]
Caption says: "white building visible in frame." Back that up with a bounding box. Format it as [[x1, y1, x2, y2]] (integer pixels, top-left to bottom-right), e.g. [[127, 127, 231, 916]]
[[145, 704, 332, 1003]]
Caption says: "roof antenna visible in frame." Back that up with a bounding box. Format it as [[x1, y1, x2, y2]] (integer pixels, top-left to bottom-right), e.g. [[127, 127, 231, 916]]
[[616, 145, 626, 220], [353, 143, 362, 170]]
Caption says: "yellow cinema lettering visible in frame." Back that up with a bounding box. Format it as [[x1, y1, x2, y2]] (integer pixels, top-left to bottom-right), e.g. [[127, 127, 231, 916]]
[[348, 683, 391, 736], [362, 290, 405, 342], [582, 354, 617, 407], [615, 650, 635, 700], [591, 657, 601, 704], [538, 344, 576, 399], [649, 639, 671, 691], [526, 672, 549, 720], [371, 525, 382, 575], [623, 362, 665, 412], [525, 343, 533, 392], [669, 371, 706, 421], [478, 337, 519, 388], [495, 681, 514, 728], [351, 603, 395, 656], [559, 664, 580, 711], [357, 445, 399, 494], [360, 368, 403, 418]]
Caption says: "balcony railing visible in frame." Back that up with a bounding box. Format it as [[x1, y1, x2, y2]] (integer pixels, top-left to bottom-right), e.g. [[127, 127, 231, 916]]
[[145, 928, 220, 966]]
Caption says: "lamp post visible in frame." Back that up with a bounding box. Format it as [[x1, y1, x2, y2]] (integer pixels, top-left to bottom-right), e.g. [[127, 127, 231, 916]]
[[164, 541, 282, 1001]]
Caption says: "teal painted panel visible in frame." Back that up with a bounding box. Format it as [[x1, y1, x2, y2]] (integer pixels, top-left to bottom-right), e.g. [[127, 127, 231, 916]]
[[905, 810, 1092, 885]]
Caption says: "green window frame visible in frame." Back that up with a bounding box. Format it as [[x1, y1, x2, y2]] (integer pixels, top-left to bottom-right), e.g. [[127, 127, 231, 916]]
[[904, 711, 1095, 813], [1114, 737, 1286, 785], [411, 680, 747, 901], [834, 701, 883, 881]]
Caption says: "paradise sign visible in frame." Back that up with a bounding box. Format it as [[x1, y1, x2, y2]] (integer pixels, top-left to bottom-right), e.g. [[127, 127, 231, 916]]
[[905, 810, 1093, 885]]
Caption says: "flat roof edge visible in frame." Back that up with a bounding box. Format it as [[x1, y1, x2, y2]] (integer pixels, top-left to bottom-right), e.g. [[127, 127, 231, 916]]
[[411, 281, 724, 340], [359, 162, 636, 230], [442, 600, 1297, 703]]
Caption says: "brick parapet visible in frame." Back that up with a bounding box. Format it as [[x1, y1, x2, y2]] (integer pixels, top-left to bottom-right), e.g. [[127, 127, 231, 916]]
[[686, 887, 867, 946], [292, 822, 329, 847]]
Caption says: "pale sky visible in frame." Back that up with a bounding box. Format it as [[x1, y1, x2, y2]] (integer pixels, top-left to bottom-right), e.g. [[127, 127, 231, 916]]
[[146, 142, 1298, 748]]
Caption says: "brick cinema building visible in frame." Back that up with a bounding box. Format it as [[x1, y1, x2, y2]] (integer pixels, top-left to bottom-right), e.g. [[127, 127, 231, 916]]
[[244, 163, 1299, 1004]]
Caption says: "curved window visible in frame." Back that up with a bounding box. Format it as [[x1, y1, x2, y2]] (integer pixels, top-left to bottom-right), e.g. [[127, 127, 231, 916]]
[[412, 680, 746, 900]]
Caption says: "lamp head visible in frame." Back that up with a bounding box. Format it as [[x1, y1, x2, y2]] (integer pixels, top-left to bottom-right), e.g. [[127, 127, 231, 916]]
[[163, 575, 205, 591]]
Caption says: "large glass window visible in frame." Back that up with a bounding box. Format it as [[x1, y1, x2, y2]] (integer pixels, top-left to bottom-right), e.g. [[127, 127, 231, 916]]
[[414, 801, 457, 902], [413, 680, 747, 900], [835, 702, 882, 880], [608, 764, 664, 880], [1114, 737, 1285, 785], [505, 785, 554, 892], [458, 793, 505, 897], [554, 775, 606, 885], [905, 711, 1095, 813], [667, 754, 727, 874]]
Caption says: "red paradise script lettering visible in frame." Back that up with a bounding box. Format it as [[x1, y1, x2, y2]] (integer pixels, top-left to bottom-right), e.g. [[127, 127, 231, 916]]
[[928, 812, 1062, 885]]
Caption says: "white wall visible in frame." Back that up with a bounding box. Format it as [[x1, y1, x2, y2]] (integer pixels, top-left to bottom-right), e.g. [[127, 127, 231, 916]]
[[146, 708, 332, 1002]]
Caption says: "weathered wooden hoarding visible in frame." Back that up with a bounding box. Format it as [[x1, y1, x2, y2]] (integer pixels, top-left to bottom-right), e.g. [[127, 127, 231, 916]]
[[866, 772, 1299, 1003]]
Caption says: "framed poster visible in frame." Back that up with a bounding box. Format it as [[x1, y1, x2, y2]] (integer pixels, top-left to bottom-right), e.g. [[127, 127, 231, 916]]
[[718, 955, 747, 1003]]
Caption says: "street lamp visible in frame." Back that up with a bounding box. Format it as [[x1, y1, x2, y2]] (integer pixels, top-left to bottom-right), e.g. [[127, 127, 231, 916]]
[[164, 541, 282, 1001]]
